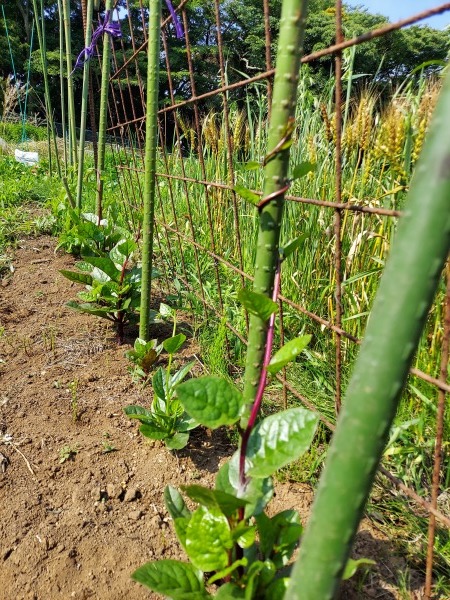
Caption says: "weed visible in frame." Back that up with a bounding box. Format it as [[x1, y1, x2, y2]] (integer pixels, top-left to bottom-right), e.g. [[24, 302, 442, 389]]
[[58, 444, 79, 463]]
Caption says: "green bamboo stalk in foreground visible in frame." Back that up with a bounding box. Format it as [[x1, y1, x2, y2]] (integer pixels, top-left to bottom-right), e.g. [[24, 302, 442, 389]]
[[96, 0, 113, 221], [287, 67, 450, 600], [75, 0, 94, 209], [139, 0, 162, 340], [62, 0, 78, 168], [241, 0, 309, 426]]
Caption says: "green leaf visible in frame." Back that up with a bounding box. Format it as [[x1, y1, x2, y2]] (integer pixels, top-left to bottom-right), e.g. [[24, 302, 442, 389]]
[[110, 238, 136, 264], [264, 577, 289, 600], [207, 559, 248, 585], [181, 484, 247, 517], [176, 413, 199, 432], [123, 405, 152, 421], [246, 408, 318, 478], [60, 269, 93, 286], [81, 256, 121, 282], [65, 301, 115, 320], [170, 360, 196, 388], [159, 302, 175, 318], [215, 583, 246, 599], [163, 333, 186, 355], [132, 560, 210, 599], [153, 367, 166, 401], [234, 184, 260, 206], [342, 558, 376, 581], [217, 458, 273, 518], [266, 335, 311, 375], [292, 161, 316, 180], [174, 517, 190, 551], [185, 506, 233, 572], [166, 432, 190, 450], [164, 485, 191, 520], [176, 376, 244, 429], [231, 522, 256, 549], [139, 421, 169, 441], [238, 289, 278, 321], [281, 233, 308, 259]]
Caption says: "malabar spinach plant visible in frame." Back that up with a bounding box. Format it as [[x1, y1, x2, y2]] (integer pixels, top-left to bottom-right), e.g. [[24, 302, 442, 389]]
[[124, 303, 198, 450], [55, 205, 130, 257], [130, 263, 318, 597], [60, 237, 143, 343], [125, 303, 179, 386]]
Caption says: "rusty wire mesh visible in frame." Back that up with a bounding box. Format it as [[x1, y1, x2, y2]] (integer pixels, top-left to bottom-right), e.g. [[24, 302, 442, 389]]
[[104, 1, 450, 594]]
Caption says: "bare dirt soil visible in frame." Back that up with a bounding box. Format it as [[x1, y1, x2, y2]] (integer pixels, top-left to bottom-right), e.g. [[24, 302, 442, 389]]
[[0, 236, 424, 599]]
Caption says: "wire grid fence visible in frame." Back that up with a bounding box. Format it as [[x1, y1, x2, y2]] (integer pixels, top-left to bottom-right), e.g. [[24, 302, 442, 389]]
[[104, 1, 450, 593]]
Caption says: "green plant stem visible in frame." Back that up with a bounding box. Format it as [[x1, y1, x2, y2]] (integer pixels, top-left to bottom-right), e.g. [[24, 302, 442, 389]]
[[76, 0, 94, 209], [62, 0, 78, 168], [287, 67, 450, 600], [139, 0, 162, 340], [96, 0, 114, 221], [240, 0, 309, 427]]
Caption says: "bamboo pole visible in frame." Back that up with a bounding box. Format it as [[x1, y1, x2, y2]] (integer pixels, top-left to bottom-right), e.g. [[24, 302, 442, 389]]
[[75, 0, 94, 209], [95, 0, 114, 221], [139, 0, 162, 340], [57, 0, 68, 172], [240, 0, 309, 426], [62, 0, 78, 168]]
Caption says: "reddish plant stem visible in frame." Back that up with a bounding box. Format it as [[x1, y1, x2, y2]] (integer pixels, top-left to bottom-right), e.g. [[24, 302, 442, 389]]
[[239, 259, 282, 490]]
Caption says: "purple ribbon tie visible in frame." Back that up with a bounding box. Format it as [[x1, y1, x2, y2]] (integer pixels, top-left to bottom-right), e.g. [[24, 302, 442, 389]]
[[165, 0, 184, 39], [70, 10, 122, 76]]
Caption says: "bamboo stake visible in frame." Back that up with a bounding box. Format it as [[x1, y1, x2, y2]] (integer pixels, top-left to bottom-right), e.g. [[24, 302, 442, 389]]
[[240, 0, 309, 426], [96, 0, 114, 221], [75, 0, 94, 209], [57, 0, 68, 172], [62, 0, 78, 168], [139, 0, 162, 340]]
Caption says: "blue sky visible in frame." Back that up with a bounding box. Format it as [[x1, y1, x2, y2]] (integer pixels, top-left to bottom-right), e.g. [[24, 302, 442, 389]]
[[347, 1, 450, 29]]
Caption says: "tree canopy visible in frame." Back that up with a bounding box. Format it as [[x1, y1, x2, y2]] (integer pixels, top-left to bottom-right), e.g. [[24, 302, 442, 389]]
[[0, 0, 448, 123]]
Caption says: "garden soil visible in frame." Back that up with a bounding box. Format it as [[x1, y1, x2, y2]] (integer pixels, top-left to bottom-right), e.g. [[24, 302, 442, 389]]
[[0, 236, 425, 599]]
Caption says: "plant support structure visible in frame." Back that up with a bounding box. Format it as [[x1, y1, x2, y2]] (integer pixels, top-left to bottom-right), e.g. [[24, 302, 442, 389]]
[[287, 65, 450, 600], [241, 0, 309, 426]]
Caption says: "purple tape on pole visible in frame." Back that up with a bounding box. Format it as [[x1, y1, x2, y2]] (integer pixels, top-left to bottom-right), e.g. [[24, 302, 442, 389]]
[[165, 0, 184, 39], [70, 10, 122, 76]]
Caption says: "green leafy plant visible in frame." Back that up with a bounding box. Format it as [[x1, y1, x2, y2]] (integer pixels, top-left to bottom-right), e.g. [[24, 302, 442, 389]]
[[125, 303, 180, 385], [131, 287, 317, 596], [124, 304, 198, 450], [58, 444, 79, 463], [60, 237, 145, 343], [125, 336, 163, 385], [55, 206, 131, 257]]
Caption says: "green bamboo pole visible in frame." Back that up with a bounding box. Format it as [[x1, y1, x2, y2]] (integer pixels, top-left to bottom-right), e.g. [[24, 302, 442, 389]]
[[139, 0, 162, 340], [240, 0, 309, 426], [95, 0, 113, 221], [62, 0, 78, 168], [287, 67, 450, 600], [57, 0, 68, 172], [75, 0, 94, 209], [31, 0, 61, 177]]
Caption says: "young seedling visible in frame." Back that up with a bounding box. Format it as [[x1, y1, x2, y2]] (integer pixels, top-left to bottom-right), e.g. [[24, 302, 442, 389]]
[[68, 379, 79, 423], [124, 304, 198, 450], [59, 444, 79, 464]]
